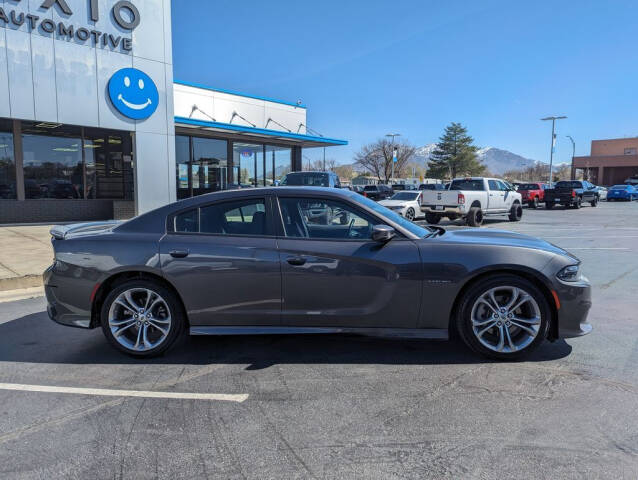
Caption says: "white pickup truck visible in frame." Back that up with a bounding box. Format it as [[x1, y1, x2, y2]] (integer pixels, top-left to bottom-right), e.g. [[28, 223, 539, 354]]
[[420, 177, 523, 227]]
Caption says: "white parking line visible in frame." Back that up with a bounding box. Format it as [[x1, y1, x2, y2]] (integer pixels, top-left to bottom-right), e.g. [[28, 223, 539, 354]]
[[0, 383, 249, 403]]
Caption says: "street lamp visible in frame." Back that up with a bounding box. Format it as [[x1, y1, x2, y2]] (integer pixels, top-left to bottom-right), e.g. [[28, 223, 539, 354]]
[[386, 133, 401, 184], [541, 116, 567, 186], [566, 135, 576, 180]]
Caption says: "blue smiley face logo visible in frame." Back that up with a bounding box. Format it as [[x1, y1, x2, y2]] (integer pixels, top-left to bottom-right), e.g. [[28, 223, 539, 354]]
[[108, 68, 159, 120]]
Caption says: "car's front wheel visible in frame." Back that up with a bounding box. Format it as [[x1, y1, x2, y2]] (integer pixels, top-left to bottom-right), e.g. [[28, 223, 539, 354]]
[[405, 207, 415, 221], [508, 203, 523, 221], [100, 279, 184, 358], [455, 274, 550, 360]]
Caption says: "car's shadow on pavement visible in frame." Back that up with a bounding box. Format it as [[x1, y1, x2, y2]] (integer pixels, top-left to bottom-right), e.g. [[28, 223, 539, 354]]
[[0, 311, 572, 369]]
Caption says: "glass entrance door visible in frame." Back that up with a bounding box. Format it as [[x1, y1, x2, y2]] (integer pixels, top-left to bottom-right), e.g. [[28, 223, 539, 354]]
[[233, 143, 264, 187]]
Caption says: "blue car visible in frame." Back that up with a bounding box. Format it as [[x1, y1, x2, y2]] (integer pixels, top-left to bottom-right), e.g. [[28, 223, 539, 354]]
[[606, 184, 637, 201]]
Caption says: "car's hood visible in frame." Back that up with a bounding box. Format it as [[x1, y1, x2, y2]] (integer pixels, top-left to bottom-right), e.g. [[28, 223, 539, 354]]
[[434, 228, 576, 258], [379, 200, 409, 207]]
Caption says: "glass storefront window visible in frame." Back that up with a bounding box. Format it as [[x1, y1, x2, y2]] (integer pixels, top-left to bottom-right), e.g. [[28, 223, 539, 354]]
[[0, 120, 15, 199], [176, 135, 190, 200], [192, 137, 227, 195], [22, 123, 83, 199], [84, 128, 133, 200], [267, 145, 291, 186], [233, 143, 264, 187]]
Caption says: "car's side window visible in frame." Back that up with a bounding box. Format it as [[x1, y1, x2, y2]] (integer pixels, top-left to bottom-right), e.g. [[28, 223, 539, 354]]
[[174, 208, 199, 233], [488, 180, 500, 191], [200, 199, 267, 235], [497, 181, 508, 191], [278, 197, 377, 240]]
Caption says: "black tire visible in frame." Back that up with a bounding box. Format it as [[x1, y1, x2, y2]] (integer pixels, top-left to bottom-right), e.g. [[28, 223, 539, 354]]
[[508, 203, 523, 222], [425, 212, 441, 224], [100, 279, 185, 358], [455, 274, 551, 360], [405, 207, 415, 221], [590, 196, 598, 207], [545, 202, 554, 210], [573, 197, 582, 209], [466, 207, 483, 227], [528, 197, 538, 209]]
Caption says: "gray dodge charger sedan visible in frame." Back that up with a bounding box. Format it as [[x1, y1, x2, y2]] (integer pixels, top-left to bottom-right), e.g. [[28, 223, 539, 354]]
[[44, 187, 592, 360]]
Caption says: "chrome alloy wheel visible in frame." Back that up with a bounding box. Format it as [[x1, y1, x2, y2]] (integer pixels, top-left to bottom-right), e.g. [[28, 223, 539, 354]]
[[470, 286, 541, 353], [108, 288, 172, 352]]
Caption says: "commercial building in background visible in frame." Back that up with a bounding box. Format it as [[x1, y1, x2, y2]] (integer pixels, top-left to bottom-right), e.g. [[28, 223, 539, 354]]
[[0, 0, 346, 224], [572, 138, 638, 186]]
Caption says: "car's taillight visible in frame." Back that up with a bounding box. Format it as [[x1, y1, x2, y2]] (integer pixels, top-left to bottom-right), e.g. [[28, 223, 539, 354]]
[[572, 190, 576, 197], [363, 192, 367, 197], [458, 193, 465, 204]]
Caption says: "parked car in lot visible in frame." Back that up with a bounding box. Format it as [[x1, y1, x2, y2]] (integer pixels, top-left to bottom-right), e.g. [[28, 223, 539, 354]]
[[544, 180, 599, 209], [379, 190, 424, 221], [421, 177, 523, 227], [606, 184, 637, 201], [45, 186, 591, 360], [516, 182, 546, 208], [362, 184, 393, 200], [281, 171, 342, 188], [419, 183, 447, 191]]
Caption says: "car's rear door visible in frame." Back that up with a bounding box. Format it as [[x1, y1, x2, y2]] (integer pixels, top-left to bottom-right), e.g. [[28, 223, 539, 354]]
[[274, 194, 422, 328], [160, 195, 281, 327]]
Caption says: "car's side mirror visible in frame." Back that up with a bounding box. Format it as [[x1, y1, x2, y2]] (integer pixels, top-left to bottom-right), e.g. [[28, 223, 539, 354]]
[[372, 225, 396, 243]]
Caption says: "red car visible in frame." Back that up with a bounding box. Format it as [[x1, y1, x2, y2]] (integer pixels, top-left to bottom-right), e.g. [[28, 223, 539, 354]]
[[516, 182, 546, 208]]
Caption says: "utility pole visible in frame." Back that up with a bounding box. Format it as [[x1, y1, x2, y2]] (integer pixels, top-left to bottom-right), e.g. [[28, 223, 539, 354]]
[[566, 135, 576, 180], [541, 116, 567, 186], [385, 133, 401, 184]]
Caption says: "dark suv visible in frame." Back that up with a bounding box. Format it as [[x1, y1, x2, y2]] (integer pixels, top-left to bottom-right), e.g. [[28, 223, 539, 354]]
[[362, 184, 393, 200], [280, 171, 341, 188]]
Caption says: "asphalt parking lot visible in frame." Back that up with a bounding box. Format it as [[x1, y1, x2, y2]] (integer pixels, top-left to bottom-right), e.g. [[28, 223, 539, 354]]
[[1, 201, 638, 479]]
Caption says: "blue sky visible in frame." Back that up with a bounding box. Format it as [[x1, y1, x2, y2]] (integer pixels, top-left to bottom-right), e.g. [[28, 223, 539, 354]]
[[172, 0, 638, 166]]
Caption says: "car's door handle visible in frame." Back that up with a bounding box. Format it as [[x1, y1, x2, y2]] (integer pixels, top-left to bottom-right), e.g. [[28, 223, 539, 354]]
[[169, 249, 189, 258], [286, 256, 307, 266]]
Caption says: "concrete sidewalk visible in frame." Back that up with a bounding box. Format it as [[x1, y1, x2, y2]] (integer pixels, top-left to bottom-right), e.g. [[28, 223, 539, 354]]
[[0, 225, 52, 294]]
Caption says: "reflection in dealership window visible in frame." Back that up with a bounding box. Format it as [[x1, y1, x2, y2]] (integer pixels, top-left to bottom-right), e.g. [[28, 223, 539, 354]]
[[192, 137, 227, 195], [0, 121, 15, 199], [84, 128, 133, 200], [279, 197, 374, 239], [266, 145, 291, 185], [22, 124, 83, 199]]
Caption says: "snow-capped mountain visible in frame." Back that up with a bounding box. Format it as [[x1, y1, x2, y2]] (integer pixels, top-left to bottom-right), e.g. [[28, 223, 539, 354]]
[[413, 144, 541, 175]]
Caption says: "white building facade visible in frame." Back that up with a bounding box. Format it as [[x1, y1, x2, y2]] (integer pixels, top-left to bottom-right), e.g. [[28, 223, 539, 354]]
[[0, 0, 345, 223]]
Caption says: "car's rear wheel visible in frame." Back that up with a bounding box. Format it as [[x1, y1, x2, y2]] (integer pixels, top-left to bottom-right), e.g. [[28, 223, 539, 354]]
[[529, 197, 538, 209], [466, 207, 483, 227], [508, 203, 523, 221], [101, 279, 184, 358], [545, 202, 554, 209], [425, 212, 441, 224], [405, 207, 415, 221], [590, 196, 598, 207], [573, 197, 582, 209], [455, 274, 550, 360]]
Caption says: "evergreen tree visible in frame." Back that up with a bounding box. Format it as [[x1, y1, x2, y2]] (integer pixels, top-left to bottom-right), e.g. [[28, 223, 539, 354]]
[[427, 123, 486, 179]]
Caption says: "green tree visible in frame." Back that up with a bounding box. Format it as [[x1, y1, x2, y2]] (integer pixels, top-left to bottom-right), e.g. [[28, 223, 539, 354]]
[[428, 123, 485, 179]]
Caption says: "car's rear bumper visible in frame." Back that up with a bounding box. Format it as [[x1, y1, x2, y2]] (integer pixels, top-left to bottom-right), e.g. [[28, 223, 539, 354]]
[[421, 205, 465, 215], [555, 277, 592, 338], [44, 266, 93, 329]]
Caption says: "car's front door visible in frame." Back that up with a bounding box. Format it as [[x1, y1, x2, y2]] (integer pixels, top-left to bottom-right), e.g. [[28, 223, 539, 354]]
[[488, 179, 506, 211], [160, 196, 281, 326], [275, 195, 422, 328]]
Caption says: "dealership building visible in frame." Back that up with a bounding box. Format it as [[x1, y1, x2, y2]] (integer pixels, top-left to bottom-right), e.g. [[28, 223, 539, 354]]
[[0, 0, 346, 224], [572, 138, 638, 186]]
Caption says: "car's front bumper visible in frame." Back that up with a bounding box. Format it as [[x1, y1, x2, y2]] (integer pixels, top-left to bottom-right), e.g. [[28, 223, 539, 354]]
[[554, 276, 592, 338]]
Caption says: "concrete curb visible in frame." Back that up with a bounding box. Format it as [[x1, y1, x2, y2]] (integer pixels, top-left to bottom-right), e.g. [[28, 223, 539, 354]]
[[0, 286, 44, 303], [0, 274, 43, 292]]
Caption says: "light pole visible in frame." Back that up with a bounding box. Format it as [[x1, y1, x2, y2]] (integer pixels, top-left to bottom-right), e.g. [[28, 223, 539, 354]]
[[541, 116, 567, 186], [566, 135, 576, 180], [386, 133, 401, 184]]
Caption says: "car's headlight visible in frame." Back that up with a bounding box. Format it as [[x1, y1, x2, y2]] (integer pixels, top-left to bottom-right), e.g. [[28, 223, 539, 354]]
[[557, 264, 581, 282]]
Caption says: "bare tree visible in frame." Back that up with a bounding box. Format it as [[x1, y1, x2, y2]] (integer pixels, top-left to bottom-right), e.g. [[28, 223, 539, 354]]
[[354, 138, 416, 183]]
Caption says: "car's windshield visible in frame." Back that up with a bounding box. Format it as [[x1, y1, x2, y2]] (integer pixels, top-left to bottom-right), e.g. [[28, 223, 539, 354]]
[[363, 185, 378, 191], [611, 185, 629, 190], [343, 190, 432, 238], [390, 192, 419, 201], [281, 173, 329, 187], [518, 183, 540, 190], [555, 181, 582, 189], [450, 179, 484, 191]]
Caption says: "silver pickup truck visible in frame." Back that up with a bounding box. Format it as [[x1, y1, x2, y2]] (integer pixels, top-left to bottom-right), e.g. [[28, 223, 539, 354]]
[[420, 177, 523, 227]]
